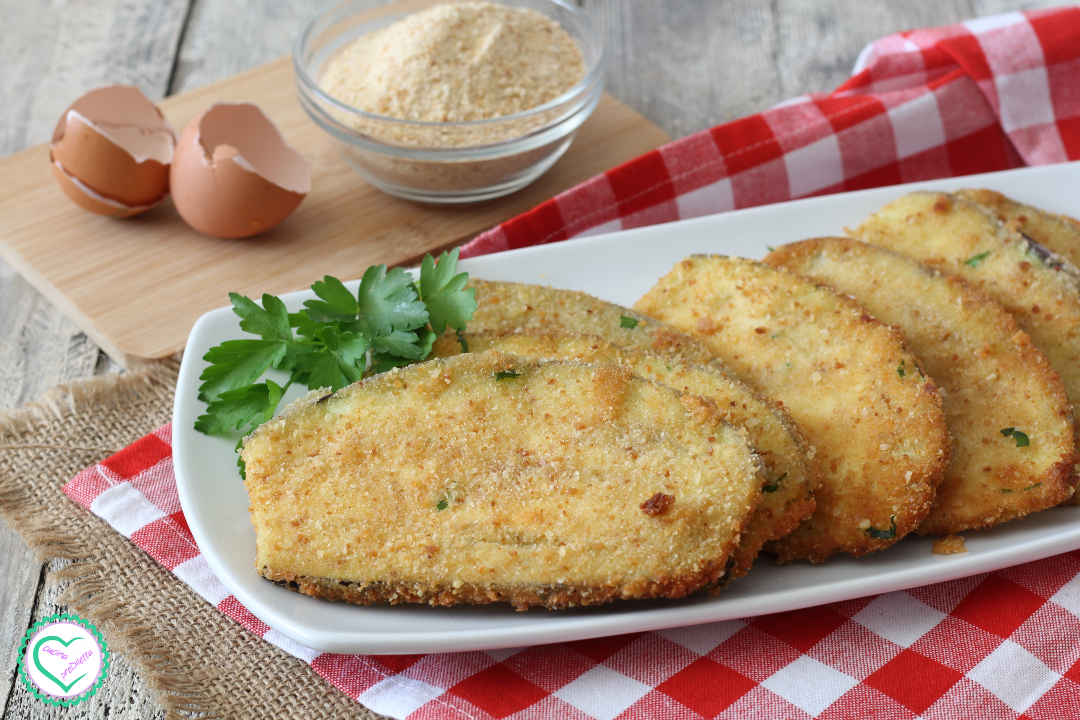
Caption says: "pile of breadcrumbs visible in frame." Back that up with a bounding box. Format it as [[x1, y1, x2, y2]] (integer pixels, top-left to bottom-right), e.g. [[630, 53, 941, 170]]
[[321, 1, 585, 123]]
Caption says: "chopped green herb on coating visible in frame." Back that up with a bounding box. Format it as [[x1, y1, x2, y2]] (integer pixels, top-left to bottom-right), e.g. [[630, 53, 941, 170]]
[[762, 472, 787, 493], [865, 515, 897, 540], [620, 315, 639, 329], [1000, 427, 1030, 447]]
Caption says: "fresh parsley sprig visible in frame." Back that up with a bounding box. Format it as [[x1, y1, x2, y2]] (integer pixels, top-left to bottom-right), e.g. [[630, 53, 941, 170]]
[[194, 249, 476, 438]]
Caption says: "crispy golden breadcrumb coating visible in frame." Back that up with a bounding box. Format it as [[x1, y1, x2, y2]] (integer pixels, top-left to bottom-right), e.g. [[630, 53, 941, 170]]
[[932, 535, 967, 555], [766, 237, 1075, 534], [957, 188, 1080, 502], [467, 278, 714, 363], [854, 191, 1080, 492], [958, 189, 1080, 271], [430, 328, 817, 580], [242, 351, 765, 610], [635, 256, 950, 563]]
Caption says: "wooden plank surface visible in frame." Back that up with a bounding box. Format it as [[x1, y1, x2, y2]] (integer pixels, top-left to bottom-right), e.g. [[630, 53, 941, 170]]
[[0, 5, 669, 368], [0, 0, 1066, 717], [0, 0, 184, 715]]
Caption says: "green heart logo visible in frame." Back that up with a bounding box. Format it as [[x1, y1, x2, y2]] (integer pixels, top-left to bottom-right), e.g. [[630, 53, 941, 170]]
[[18, 613, 109, 708], [32, 636, 86, 694]]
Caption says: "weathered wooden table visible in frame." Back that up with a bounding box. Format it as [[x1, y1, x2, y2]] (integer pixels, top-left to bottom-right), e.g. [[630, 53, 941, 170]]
[[0, 0, 1057, 716]]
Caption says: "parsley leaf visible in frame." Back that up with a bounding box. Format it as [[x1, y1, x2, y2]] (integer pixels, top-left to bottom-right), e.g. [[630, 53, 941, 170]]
[[495, 370, 521, 380], [231, 293, 293, 341], [370, 329, 424, 359], [195, 379, 285, 435], [620, 315, 639, 329], [865, 515, 897, 540], [369, 352, 415, 374], [355, 265, 429, 336], [370, 328, 436, 373], [415, 328, 437, 358], [1000, 427, 1030, 447], [965, 251, 991, 268], [293, 327, 368, 392], [198, 338, 288, 402], [236, 437, 248, 479], [303, 276, 360, 323], [419, 249, 477, 334], [435, 497, 449, 511], [897, 361, 906, 379]]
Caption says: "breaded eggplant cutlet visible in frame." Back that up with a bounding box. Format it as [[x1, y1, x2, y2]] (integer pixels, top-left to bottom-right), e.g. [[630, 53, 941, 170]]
[[635, 256, 950, 563], [467, 278, 714, 363], [854, 191, 1080, 486], [766, 238, 1075, 534], [430, 328, 817, 580], [242, 351, 766, 610], [958, 188, 1080, 270]]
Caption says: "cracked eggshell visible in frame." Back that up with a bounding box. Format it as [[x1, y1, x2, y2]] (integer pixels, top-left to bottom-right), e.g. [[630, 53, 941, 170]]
[[50, 85, 176, 217], [170, 103, 311, 239]]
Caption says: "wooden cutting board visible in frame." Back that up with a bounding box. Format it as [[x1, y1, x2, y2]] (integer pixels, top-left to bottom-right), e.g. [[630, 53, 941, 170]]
[[0, 26, 668, 369]]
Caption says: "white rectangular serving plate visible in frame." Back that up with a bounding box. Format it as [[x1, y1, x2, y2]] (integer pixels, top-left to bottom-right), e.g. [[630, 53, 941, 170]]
[[174, 160, 1080, 655]]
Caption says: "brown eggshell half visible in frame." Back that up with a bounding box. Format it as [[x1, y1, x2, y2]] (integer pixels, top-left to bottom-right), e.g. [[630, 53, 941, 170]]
[[50, 161, 160, 218], [170, 103, 310, 239], [50, 85, 176, 215]]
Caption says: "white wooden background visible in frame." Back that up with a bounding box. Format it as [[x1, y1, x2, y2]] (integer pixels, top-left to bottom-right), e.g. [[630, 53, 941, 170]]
[[0, 0, 1064, 716]]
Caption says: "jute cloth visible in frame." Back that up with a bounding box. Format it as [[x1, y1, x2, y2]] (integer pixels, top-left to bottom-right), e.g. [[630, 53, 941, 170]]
[[0, 362, 383, 719]]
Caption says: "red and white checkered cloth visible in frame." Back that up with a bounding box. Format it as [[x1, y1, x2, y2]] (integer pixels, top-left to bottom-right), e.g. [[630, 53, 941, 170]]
[[460, 6, 1080, 258], [65, 423, 1080, 719], [62, 8, 1080, 719]]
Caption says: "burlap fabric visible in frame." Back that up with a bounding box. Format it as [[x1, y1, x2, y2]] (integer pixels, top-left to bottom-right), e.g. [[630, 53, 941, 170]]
[[0, 362, 383, 720]]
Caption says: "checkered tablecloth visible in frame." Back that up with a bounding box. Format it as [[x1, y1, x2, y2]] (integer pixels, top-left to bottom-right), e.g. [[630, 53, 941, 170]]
[[461, 6, 1080, 258], [65, 423, 1080, 719], [65, 7, 1080, 719]]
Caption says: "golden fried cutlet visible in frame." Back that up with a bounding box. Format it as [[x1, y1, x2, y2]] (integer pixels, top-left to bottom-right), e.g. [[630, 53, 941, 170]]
[[242, 351, 766, 610], [766, 237, 1075, 534], [854, 192, 1080, 489], [635, 256, 950, 563], [467, 278, 714, 363], [957, 188, 1080, 270], [430, 328, 817, 580]]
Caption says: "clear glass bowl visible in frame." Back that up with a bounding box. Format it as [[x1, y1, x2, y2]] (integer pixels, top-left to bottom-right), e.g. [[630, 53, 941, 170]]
[[294, 0, 606, 204]]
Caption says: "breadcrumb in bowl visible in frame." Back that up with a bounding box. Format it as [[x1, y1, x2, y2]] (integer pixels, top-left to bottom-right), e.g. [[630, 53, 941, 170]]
[[294, 0, 605, 203]]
